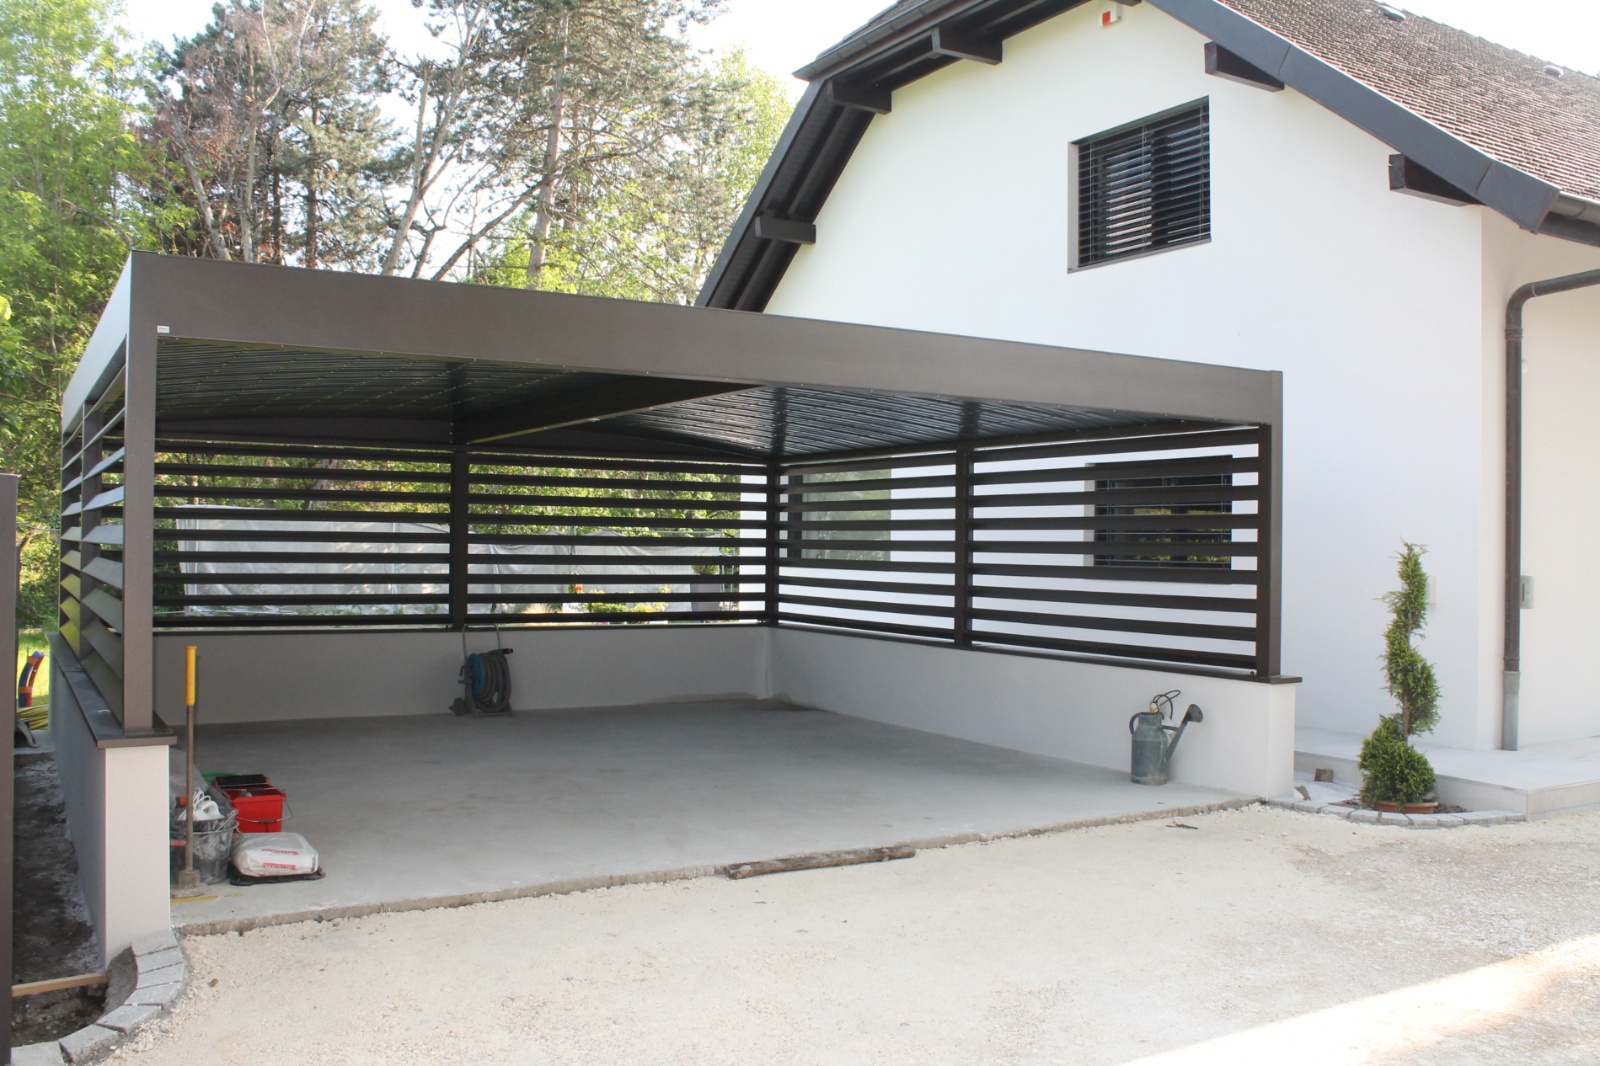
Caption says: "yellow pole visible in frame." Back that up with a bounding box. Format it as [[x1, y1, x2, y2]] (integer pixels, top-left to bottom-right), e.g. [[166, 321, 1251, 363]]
[[178, 646, 199, 891]]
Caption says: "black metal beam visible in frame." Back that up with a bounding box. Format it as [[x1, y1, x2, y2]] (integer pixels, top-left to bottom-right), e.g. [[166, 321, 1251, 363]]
[[753, 215, 818, 245], [826, 80, 893, 114], [1204, 41, 1283, 91], [461, 378, 752, 444], [448, 448, 469, 629], [1388, 154, 1478, 206], [932, 26, 1003, 65]]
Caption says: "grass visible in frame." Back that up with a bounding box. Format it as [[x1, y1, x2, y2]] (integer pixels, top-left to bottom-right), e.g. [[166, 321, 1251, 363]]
[[15, 628, 50, 728]]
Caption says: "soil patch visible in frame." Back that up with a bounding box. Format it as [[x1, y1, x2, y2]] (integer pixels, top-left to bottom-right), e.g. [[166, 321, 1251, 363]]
[[13, 750, 104, 1045]]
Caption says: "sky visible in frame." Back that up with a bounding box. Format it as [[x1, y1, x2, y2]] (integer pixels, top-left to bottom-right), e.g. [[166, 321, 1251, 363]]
[[115, 0, 1600, 89]]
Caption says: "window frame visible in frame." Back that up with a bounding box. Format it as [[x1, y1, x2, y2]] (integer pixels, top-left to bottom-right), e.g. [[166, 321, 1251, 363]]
[[1071, 99, 1212, 272]]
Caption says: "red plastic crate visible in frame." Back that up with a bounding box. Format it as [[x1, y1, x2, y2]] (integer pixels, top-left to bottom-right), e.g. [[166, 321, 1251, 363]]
[[223, 785, 286, 834]]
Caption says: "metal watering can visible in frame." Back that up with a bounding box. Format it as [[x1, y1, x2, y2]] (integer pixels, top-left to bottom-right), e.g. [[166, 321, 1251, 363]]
[[1129, 690, 1204, 785]]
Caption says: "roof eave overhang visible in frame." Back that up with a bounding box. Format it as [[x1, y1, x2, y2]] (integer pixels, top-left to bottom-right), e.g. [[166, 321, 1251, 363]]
[[699, 0, 1594, 311]]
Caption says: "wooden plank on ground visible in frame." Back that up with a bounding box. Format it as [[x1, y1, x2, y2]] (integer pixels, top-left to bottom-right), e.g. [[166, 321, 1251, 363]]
[[12, 973, 106, 998], [721, 845, 916, 880]]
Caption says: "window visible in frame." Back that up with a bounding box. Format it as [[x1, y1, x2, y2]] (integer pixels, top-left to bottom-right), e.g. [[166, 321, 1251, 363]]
[[1075, 101, 1210, 268], [1093, 472, 1231, 569], [791, 469, 891, 563]]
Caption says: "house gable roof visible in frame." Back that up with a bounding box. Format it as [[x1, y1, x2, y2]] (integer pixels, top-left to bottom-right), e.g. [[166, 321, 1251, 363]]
[[699, 0, 1600, 311]]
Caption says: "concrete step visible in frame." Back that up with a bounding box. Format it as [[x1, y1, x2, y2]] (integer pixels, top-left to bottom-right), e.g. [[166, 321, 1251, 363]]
[[1295, 727, 1600, 819]]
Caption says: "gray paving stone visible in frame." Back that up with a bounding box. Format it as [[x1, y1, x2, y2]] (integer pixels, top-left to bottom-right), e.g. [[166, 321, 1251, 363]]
[[1434, 814, 1465, 828], [1292, 801, 1323, 814], [136, 946, 183, 974], [1348, 809, 1381, 825], [58, 1025, 118, 1064], [137, 961, 185, 987], [130, 929, 178, 957], [1408, 814, 1441, 828], [1316, 804, 1354, 820], [1377, 811, 1411, 826], [11, 1041, 68, 1066], [127, 980, 182, 1009], [96, 1003, 160, 1034]]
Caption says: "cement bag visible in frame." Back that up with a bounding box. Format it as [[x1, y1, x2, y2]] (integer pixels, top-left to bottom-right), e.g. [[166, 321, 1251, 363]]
[[231, 832, 319, 877]]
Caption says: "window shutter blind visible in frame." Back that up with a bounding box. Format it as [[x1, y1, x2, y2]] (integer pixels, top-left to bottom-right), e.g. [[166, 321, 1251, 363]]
[[1077, 102, 1210, 267]]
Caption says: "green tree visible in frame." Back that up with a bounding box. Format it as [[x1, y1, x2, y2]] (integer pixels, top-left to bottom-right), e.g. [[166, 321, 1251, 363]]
[[152, 0, 396, 268], [484, 50, 788, 304], [0, 0, 169, 626], [381, 0, 726, 281]]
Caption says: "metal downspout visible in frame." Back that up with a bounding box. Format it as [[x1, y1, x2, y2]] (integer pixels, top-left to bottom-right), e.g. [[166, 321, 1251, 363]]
[[1503, 267, 1600, 750]]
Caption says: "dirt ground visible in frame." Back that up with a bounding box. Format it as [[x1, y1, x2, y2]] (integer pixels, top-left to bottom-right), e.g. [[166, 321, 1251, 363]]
[[13, 751, 104, 1045], [111, 805, 1600, 1065]]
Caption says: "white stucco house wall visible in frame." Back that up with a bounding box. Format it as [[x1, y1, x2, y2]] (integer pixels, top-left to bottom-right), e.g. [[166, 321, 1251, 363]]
[[701, 0, 1600, 753]]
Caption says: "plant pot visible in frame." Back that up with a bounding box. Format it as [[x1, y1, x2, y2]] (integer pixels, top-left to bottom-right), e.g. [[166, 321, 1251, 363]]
[[1374, 800, 1439, 814]]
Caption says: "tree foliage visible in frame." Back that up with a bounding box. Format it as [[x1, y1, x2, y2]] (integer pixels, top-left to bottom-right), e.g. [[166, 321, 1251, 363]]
[[384, 0, 727, 282], [1383, 540, 1440, 738], [484, 50, 789, 303], [150, 0, 397, 267], [1360, 541, 1441, 807], [0, 0, 171, 626], [2, 0, 788, 628]]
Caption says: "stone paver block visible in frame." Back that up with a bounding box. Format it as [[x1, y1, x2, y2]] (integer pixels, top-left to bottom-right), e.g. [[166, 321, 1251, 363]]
[[1377, 812, 1411, 826], [127, 980, 183, 1009], [1292, 801, 1323, 814], [1408, 814, 1440, 829], [1268, 796, 1299, 807], [1434, 814, 1465, 828], [11, 1041, 68, 1066], [58, 1025, 119, 1064], [130, 929, 178, 957], [138, 961, 185, 987], [136, 946, 183, 974], [1316, 804, 1354, 820], [96, 1004, 160, 1035], [1348, 809, 1381, 825]]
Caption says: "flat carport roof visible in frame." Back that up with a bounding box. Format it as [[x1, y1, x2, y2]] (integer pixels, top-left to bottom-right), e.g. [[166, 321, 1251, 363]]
[[71, 253, 1280, 455]]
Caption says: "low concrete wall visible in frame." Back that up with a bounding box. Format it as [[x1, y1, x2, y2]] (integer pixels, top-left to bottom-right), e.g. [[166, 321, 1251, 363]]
[[769, 629, 1296, 797], [153, 625, 770, 725], [50, 666, 172, 965]]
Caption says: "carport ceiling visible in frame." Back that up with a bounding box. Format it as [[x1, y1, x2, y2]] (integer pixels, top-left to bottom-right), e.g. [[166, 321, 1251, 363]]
[[156, 340, 1220, 460]]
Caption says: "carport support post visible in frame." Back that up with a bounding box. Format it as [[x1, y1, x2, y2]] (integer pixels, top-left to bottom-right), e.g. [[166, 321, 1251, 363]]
[[1255, 421, 1282, 677], [764, 462, 783, 624], [953, 444, 974, 645], [448, 447, 470, 629]]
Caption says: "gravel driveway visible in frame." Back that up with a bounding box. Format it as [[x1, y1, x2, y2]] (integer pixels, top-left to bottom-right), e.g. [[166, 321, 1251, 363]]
[[111, 806, 1600, 1065]]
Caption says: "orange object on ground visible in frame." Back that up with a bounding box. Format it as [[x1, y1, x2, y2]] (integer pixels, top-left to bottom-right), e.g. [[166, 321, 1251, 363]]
[[17, 651, 44, 708]]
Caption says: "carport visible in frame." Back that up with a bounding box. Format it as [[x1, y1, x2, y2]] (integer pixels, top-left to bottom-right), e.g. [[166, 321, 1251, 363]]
[[54, 253, 1294, 954]]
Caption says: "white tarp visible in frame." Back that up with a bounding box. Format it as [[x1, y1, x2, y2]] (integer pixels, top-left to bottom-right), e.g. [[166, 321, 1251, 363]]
[[173, 507, 733, 617]]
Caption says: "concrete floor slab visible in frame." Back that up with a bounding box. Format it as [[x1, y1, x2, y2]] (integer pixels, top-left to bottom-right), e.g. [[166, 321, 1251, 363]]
[[171, 701, 1242, 932]]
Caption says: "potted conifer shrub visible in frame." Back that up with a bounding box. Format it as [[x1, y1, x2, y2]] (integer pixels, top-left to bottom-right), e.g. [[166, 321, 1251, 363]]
[[1358, 542, 1441, 813]]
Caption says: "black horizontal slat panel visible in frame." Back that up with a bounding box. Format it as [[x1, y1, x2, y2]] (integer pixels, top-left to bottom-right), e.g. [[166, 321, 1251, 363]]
[[772, 447, 959, 641], [776, 614, 953, 641], [971, 561, 1254, 585], [968, 607, 1256, 643], [1077, 101, 1210, 268], [140, 423, 1271, 674], [973, 630, 1257, 671]]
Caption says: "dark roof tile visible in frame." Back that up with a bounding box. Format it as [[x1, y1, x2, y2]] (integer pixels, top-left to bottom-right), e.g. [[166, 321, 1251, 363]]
[[1215, 0, 1600, 201]]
